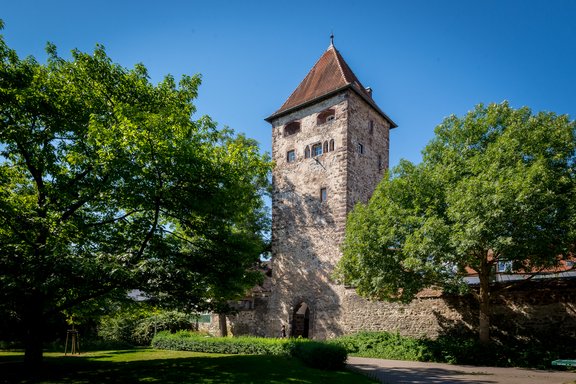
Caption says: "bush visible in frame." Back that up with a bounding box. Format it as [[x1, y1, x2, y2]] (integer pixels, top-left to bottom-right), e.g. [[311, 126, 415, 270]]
[[292, 339, 347, 370], [333, 331, 429, 361], [152, 331, 292, 356], [99, 308, 198, 346], [152, 331, 347, 370], [423, 335, 573, 368], [333, 331, 576, 369]]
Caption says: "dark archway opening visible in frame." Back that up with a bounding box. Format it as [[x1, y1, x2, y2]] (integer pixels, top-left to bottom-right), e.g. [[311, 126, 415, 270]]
[[291, 302, 310, 338]]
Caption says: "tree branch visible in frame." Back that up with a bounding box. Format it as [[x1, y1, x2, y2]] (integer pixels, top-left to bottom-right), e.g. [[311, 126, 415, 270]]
[[86, 209, 142, 227], [134, 197, 161, 261], [50, 284, 119, 314], [58, 173, 110, 224], [16, 139, 45, 209]]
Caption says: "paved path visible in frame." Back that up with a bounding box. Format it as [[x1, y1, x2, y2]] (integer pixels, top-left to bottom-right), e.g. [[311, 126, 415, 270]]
[[347, 357, 576, 384]]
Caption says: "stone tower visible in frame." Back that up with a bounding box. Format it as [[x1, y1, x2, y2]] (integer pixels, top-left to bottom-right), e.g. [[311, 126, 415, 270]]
[[264, 40, 397, 339]]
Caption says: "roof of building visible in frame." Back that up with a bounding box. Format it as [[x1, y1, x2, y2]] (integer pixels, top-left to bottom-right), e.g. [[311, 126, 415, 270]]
[[265, 41, 397, 127]]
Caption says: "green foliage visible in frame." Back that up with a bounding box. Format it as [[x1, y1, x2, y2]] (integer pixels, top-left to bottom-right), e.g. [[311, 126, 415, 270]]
[[152, 331, 292, 356], [333, 331, 429, 361], [291, 340, 348, 370], [0, 23, 271, 364], [151, 331, 348, 370], [333, 331, 575, 369], [422, 335, 572, 368], [97, 303, 199, 346], [336, 102, 576, 342]]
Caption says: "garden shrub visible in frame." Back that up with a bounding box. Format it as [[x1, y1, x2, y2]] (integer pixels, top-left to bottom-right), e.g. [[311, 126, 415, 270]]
[[99, 308, 198, 346], [152, 331, 347, 370], [152, 329, 576, 370], [152, 331, 293, 356], [291, 339, 347, 370], [333, 331, 576, 369], [333, 331, 429, 361], [423, 335, 574, 368]]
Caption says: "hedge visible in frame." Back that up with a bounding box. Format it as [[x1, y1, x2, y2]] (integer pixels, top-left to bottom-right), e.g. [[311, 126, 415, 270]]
[[151, 331, 347, 370]]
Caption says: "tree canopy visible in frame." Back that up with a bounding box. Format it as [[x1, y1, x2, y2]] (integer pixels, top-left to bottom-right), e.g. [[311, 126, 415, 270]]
[[0, 25, 270, 365], [336, 101, 576, 343]]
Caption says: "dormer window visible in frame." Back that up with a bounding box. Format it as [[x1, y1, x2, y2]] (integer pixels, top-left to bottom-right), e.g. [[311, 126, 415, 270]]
[[284, 121, 301, 137], [317, 109, 335, 125]]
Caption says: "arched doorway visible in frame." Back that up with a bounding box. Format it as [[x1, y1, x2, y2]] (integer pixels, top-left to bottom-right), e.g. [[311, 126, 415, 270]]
[[291, 302, 310, 338]]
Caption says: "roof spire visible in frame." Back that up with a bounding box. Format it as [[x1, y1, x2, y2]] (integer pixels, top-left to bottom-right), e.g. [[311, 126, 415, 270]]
[[329, 32, 334, 48]]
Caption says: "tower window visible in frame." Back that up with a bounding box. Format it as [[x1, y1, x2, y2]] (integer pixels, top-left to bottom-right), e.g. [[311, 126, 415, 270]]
[[284, 121, 301, 137], [320, 187, 327, 202], [369, 120, 374, 135], [323, 141, 329, 154], [287, 150, 296, 163], [312, 143, 323, 157], [317, 108, 335, 125], [329, 139, 335, 152], [357, 143, 364, 155], [304, 145, 311, 159], [378, 154, 383, 169]]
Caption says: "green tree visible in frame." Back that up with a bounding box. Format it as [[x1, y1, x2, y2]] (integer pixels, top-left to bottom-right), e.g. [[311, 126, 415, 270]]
[[0, 23, 270, 366], [336, 102, 576, 344]]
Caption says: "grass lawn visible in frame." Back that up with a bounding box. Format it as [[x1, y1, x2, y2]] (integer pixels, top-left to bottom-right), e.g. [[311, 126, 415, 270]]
[[0, 348, 377, 383]]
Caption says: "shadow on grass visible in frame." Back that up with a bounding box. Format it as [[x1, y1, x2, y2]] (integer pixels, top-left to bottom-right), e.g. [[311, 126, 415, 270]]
[[0, 352, 376, 384]]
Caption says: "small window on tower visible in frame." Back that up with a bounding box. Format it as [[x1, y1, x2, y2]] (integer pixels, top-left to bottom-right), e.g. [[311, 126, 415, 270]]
[[304, 145, 310, 159], [320, 187, 327, 202], [312, 143, 323, 157], [378, 154, 383, 170], [357, 143, 364, 155], [323, 141, 329, 153], [287, 150, 296, 163], [329, 139, 335, 152], [369, 120, 374, 135]]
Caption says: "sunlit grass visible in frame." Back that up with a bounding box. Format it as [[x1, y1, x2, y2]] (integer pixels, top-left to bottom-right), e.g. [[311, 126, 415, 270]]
[[0, 349, 377, 383]]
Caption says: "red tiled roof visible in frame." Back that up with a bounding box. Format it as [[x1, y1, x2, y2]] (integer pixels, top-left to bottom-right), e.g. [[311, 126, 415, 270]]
[[266, 44, 397, 127]]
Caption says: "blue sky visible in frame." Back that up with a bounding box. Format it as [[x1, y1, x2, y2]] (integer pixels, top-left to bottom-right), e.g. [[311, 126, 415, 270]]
[[2, 0, 575, 168]]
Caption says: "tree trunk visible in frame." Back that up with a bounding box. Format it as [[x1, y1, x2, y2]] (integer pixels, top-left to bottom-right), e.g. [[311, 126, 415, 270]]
[[478, 260, 492, 345], [23, 293, 44, 369], [218, 313, 228, 337]]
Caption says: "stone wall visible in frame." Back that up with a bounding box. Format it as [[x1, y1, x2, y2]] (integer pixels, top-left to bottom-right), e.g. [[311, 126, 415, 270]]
[[222, 279, 576, 342], [488, 279, 576, 341]]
